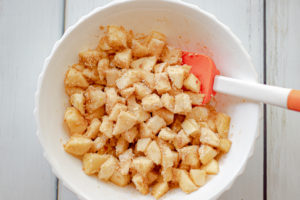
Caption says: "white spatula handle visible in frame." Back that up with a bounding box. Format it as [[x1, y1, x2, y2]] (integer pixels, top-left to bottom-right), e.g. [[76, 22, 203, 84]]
[[213, 75, 300, 111]]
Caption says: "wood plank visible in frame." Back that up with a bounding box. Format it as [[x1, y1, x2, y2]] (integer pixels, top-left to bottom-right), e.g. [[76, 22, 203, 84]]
[[0, 0, 64, 199], [60, 0, 264, 199], [266, 0, 300, 199], [58, 180, 78, 200]]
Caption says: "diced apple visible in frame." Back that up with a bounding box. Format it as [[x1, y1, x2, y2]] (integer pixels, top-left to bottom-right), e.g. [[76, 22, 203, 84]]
[[64, 136, 93, 156], [198, 144, 218, 165], [174, 93, 192, 114], [190, 169, 206, 187], [183, 73, 200, 93], [167, 66, 185, 89], [146, 141, 161, 165], [215, 112, 231, 138], [173, 130, 191, 149], [201, 159, 219, 175], [173, 169, 198, 194], [151, 181, 169, 199], [82, 153, 110, 175], [200, 127, 220, 147], [181, 118, 201, 137], [218, 138, 232, 153], [113, 111, 137, 135], [179, 145, 200, 168]]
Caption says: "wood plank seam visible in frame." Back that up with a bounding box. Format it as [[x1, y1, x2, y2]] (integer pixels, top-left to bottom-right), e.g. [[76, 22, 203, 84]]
[[63, 0, 67, 35], [56, 178, 59, 200], [57, 1, 67, 200], [263, 0, 267, 200]]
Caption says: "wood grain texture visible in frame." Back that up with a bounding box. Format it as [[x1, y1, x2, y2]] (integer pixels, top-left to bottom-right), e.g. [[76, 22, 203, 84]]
[[60, 0, 264, 200], [266, 0, 300, 199], [0, 0, 64, 199]]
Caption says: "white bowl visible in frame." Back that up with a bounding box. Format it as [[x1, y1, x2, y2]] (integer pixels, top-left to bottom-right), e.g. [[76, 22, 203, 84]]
[[35, 0, 260, 199]]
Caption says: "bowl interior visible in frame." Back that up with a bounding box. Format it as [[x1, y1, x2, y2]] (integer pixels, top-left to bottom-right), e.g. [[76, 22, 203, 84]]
[[37, 1, 259, 200]]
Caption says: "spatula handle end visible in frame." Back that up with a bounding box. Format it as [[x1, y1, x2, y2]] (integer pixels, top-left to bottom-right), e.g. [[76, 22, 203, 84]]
[[214, 76, 300, 112], [287, 90, 300, 112]]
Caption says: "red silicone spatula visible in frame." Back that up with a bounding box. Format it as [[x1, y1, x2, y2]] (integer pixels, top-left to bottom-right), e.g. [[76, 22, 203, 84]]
[[182, 51, 300, 112]]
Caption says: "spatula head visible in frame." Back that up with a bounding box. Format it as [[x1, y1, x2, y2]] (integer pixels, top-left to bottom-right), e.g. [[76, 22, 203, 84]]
[[182, 51, 220, 104]]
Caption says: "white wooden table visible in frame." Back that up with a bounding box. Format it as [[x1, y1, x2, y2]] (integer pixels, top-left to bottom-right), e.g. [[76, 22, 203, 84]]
[[0, 0, 299, 199]]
